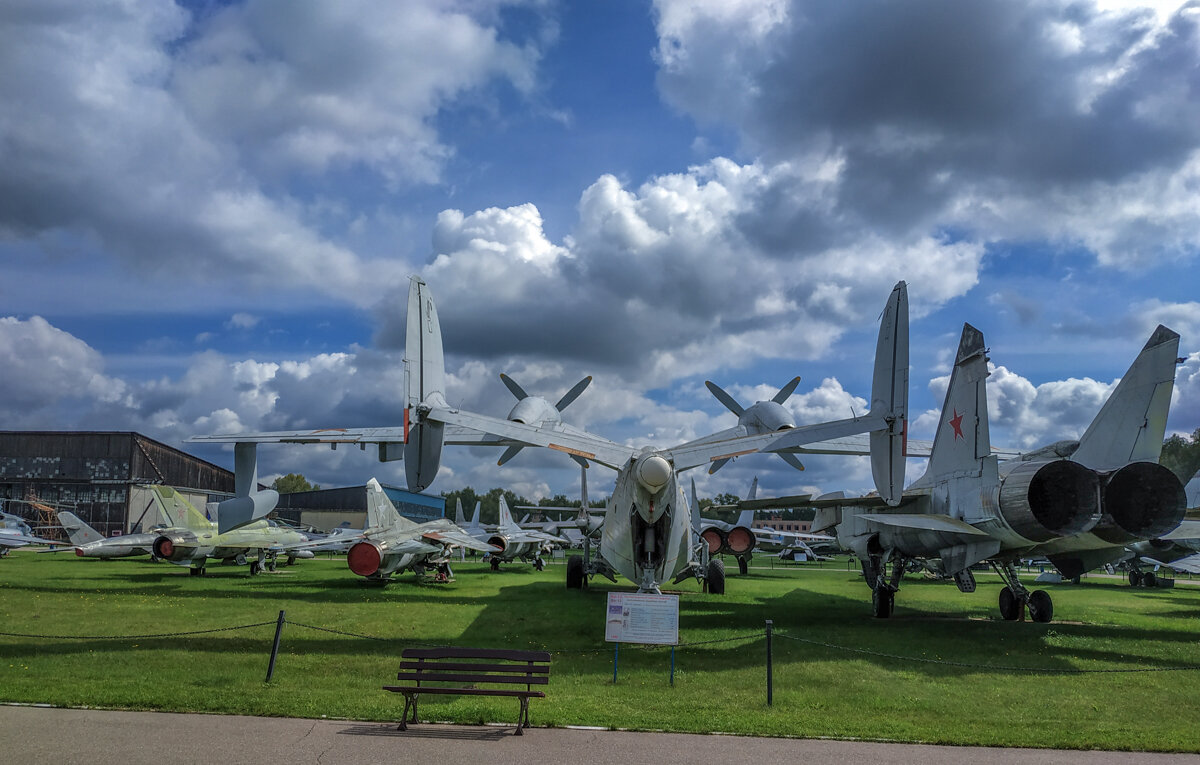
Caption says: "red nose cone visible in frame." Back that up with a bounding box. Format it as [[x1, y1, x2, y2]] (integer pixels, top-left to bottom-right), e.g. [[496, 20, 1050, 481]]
[[726, 527, 755, 555], [348, 542, 381, 577], [701, 529, 723, 555]]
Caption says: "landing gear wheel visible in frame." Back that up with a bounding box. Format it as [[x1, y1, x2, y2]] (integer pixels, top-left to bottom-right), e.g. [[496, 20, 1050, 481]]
[[1028, 590, 1053, 623], [1128, 570, 1142, 587], [267, 559, 277, 572], [706, 558, 726, 595], [189, 566, 204, 577], [871, 587, 894, 618], [998, 586, 1021, 621], [566, 555, 584, 589], [490, 557, 500, 571], [737, 557, 749, 575], [1143, 571, 1157, 588], [534, 557, 545, 572], [249, 561, 260, 576]]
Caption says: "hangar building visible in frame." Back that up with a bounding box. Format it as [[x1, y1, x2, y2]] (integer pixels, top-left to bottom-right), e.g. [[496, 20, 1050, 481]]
[[0, 431, 234, 540], [273, 484, 445, 531]]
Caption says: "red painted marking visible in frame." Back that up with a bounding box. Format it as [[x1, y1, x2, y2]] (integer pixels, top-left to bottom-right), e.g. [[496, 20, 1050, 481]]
[[403, 408, 410, 444], [949, 409, 965, 440], [902, 418, 909, 456]]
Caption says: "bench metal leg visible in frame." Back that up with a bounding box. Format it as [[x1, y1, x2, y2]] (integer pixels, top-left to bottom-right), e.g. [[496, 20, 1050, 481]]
[[399, 693, 418, 731], [516, 696, 530, 735]]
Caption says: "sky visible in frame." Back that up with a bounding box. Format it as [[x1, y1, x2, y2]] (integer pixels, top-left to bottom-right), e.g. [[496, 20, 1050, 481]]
[[2, 0, 1199, 505]]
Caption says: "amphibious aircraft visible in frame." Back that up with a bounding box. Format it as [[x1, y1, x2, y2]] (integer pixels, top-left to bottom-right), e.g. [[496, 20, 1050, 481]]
[[148, 486, 314, 575], [793, 323, 1186, 621], [286, 478, 497, 583], [192, 277, 911, 593]]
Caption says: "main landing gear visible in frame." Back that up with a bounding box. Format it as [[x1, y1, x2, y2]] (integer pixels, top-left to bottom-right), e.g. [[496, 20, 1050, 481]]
[[992, 561, 1053, 623], [863, 553, 905, 619]]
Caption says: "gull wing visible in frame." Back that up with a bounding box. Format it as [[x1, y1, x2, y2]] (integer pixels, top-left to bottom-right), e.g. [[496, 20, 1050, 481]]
[[427, 406, 638, 469]]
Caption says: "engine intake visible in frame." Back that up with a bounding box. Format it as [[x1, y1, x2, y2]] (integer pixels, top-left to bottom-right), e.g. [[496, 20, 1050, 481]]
[[1090, 462, 1186, 544], [152, 531, 196, 561], [998, 460, 1100, 543], [347, 541, 383, 577]]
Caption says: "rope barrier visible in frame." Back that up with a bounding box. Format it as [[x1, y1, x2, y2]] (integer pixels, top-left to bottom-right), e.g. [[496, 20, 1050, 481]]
[[0, 621, 277, 640]]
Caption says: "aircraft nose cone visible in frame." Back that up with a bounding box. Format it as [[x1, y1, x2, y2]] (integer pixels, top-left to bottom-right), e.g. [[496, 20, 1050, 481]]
[[636, 455, 672, 493]]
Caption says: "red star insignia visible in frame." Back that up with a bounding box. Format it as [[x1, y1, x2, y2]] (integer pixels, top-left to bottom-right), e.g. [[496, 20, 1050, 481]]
[[949, 409, 965, 440]]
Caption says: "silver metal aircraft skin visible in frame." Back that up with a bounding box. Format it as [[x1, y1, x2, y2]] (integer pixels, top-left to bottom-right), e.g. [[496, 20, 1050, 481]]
[[697, 476, 832, 573], [281, 478, 497, 583], [54, 510, 171, 559], [454, 496, 567, 571], [191, 277, 911, 593], [0, 511, 60, 554], [807, 323, 1187, 622]]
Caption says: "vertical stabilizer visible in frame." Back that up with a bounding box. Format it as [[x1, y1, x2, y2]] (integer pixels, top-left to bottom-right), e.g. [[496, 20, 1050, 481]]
[[365, 478, 416, 532], [403, 276, 446, 491], [911, 323, 991, 487], [471, 501, 482, 528], [870, 281, 909, 505], [735, 477, 759, 527], [1070, 325, 1180, 471], [155, 487, 211, 532], [498, 496, 517, 532], [454, 498, 466, 526], [57, 511, 104, 546]]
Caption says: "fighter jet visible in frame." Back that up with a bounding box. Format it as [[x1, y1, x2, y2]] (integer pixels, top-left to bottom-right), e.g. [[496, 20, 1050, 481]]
[[282, 478, 498, 583], [53, 511, 166, 560], [148, 486, 314, 575], [0, 511, 59, 555], [191, 277, 911, 593], [795, 323, 1186, 621], [701, 478, 832, 571]]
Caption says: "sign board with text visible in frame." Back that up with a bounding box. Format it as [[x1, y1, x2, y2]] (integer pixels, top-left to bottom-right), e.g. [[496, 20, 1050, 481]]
[[604, 592, 679, 645]]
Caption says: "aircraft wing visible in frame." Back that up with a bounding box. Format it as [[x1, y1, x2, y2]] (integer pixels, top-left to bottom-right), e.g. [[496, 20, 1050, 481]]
[[709, 494, 814, 511], [427, 406, 638, 469], [422, 528, 500, 553], [753, 528, 834, 543], [0, 530, 62, 548], [272, 532, 367, 553], [1160, 520, 1200, 541], [856, 513, 993, 536], [1147, 553, 1200, 574]]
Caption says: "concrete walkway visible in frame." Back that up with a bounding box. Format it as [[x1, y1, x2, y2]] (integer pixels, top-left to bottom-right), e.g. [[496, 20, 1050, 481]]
[[3, 705, 1198, 764]]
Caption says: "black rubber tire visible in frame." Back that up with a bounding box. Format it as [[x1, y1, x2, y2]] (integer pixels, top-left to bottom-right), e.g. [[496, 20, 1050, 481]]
[[706, 558, 726, 595], [566, 555, 584, 589], [189, 567, 204, 577], [534, 558, 545, 572], [490, 557, 500, 571], [872, 587, 892, 618], [737, 557, 749, 575], [998, 586, 1021, 621], [1129, 570, 1142, 586], [1028, 589, 1053, 623], [1143, 571, 1157, 588]]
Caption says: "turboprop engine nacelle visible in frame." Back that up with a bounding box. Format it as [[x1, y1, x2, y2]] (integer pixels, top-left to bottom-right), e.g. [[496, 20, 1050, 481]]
[[153, 531, 199, 561], [347, 540, 418, 578], [1089, 462, 1186, 545], [995, 460, 1101, 544]]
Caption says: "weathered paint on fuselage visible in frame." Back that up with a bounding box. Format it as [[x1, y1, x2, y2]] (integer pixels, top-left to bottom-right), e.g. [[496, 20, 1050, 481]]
[[599, 453, 691, 591]]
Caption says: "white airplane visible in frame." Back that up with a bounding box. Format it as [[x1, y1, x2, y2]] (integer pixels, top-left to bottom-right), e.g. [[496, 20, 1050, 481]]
[[701, 478, 832, 571], [192, 277, 911, 593]]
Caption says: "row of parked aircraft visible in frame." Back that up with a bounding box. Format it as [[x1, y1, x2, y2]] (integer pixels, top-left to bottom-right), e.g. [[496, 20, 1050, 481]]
[[182, 276, 1193, 621]]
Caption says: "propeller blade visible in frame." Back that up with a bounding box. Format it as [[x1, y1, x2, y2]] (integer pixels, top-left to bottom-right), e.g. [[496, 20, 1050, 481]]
[[497, 445, 524, 466], [708, 457, 730, 475], [500, 373, 529, 400], [778, 452, 806, 471], [579, 462, 589, 509], [554, 376, 592, 411], [569, 454, 591, 469], [705, 381, 745, 416], [772, 376, 802, 404]]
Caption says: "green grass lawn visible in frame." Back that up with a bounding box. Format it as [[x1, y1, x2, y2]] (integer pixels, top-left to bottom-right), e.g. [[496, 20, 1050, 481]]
[[2, 550, 1199, 751]]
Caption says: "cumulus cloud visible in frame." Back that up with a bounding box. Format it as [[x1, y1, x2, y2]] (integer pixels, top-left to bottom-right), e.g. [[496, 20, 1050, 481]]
[[652, 0, 1200, 267], [0, 0, 545, 308]]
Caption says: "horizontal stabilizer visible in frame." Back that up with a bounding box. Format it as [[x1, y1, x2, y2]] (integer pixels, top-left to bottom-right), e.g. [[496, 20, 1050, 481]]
[[1160, 519, 1200, 541]]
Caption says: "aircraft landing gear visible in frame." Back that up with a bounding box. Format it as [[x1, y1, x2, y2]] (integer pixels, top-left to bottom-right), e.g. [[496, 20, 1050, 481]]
[[872, 586, 894, 618], [489, 557, 501, 571], [737, 556, 749, 575], [703, 558, 726, 595], [249, 560, 261, 576], [1128, 569, 1143, 586], [189, 566, 205, 577], [534, 557, 545, 572], [863, 552, 905, 618], [993, 562, 1052, 623], [566, 555, 585, 589]]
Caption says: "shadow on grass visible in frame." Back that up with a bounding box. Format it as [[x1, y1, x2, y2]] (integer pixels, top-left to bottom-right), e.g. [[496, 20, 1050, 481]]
[[337, 723, 512, 740]]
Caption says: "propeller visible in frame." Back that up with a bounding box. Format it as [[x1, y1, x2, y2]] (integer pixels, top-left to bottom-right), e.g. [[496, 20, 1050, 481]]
[[496, 374, 592, 467], [705, 376, 805, 474]]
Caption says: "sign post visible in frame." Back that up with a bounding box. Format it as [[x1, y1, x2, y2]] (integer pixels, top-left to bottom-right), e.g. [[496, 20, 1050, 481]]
[[605, 592, 679, 684]]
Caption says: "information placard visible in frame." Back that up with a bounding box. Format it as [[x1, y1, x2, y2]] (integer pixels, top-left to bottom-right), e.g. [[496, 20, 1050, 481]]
[[604, 592, 679, 645]]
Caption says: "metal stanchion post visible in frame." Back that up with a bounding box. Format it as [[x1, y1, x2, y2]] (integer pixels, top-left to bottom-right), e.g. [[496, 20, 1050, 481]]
[[265, 610, 285, 682], [765, 619, 774, 706]]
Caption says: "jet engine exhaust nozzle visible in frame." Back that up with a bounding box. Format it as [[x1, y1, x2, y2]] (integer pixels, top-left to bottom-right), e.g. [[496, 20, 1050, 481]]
[[1092, 462, 1186, 544], [347, 541, 383, 577], [724, 526, 756, 556], [701, 528, 725, 555], [998, 460, 1101, 543]]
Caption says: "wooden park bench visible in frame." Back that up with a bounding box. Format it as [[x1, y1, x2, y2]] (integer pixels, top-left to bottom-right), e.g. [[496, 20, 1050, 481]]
[[383, 646, 551, 735]]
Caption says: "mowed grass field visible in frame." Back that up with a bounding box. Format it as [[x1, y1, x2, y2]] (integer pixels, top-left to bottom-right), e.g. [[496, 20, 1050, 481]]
[[2, 551, 1199, 751]]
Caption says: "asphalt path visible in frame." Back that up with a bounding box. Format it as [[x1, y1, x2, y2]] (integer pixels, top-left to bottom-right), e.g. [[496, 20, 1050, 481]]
[[4, 705, 1198, 764]]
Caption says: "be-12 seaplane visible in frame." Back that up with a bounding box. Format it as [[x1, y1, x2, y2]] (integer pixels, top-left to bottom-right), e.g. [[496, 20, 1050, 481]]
[[192, 277, 912, 593]]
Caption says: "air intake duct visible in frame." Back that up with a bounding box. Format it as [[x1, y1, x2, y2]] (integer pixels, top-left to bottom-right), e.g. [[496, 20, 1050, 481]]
[[998, 460, 1101, 543]]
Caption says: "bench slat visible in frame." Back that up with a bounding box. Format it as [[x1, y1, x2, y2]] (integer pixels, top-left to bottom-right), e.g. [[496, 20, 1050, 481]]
[[395, 671, 549, 686], [397, 660, 550, 674], [402, 647, 551, 662], [384, 686, 546, 699]]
